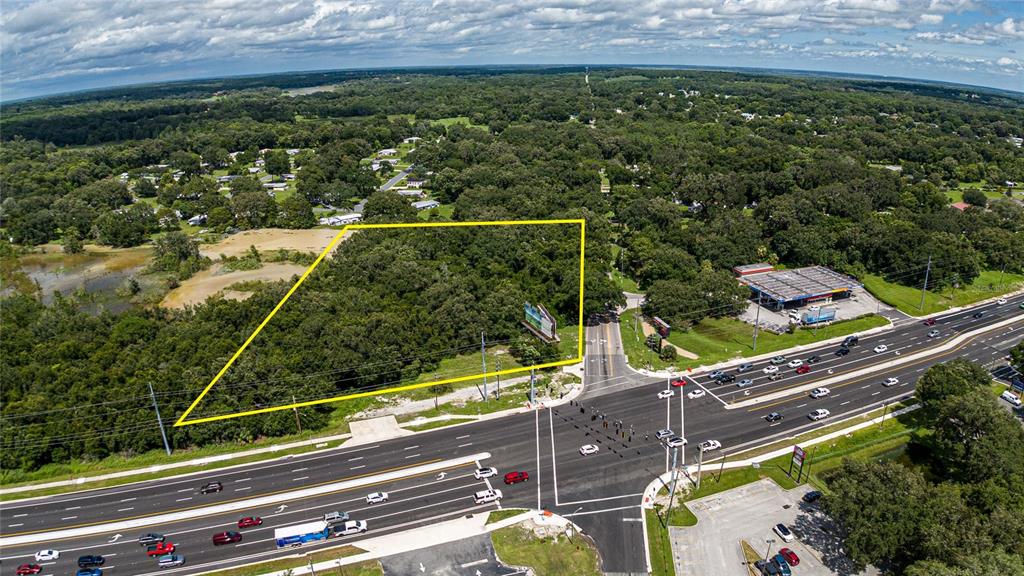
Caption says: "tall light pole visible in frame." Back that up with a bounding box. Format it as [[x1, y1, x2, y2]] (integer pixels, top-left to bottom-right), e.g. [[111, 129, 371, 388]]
[[679, 376, 685, 475], [148, 382, 171, 456], [764, 538, 776, 561], [919, 255, 932, 311], [752, 292, 763, 352]]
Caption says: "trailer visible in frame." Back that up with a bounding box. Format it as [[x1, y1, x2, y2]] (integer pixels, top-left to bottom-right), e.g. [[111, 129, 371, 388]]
[[274, 521, 330, 548], [801, 307, 837, 325]]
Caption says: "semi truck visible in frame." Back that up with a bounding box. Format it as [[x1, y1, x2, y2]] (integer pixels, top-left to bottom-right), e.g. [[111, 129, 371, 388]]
[[274, 521, 330, 548], [801, 307, 836, 325]]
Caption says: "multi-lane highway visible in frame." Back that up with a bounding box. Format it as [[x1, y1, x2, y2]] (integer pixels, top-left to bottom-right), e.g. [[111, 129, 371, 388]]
[[2, 294, 1021, 575]]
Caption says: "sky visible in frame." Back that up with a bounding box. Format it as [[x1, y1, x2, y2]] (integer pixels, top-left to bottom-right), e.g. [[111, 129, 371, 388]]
[[1, 0, 1022, 101]]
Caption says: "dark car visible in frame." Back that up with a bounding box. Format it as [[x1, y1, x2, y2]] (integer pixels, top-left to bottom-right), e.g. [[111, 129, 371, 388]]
[[78, 555, 105, 568], [237, 516, 263, 529], [754, 559, 781, 576], [795, 365, 810, 375], [842, 335, 859, 347], [138, 533, 165, 546], [802, 490, 822, 503], [765, 412, 783, 423], [212, 531, 242, 545], [806, 355, 821, 364], [200, 481, 223, 494], [15, 566, 42, 576], [503, 471, 529, 484], [773, 554, 793, 576], [835, 346, 850, 357], [972, 311, 985, 319], [718, 374, 737, 384]]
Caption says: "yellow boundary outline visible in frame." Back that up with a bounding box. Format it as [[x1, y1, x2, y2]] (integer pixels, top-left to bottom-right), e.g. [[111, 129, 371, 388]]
[[174, 219, 586, 426]]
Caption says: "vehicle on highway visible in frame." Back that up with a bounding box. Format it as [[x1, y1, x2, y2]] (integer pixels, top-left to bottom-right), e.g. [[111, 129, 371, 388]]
[[666, 436, 687, 448], [146, 542, 175, 557], [770, 355, 787, 365], [1001, 390, 1023, 407], [809, 387, 830, 398], [787, 359, 803, 368], [34, 550, 59, 562], [763, 365, 779, 374], [843, 335, 859, 347], [333, 520, 369, 536], [780, 548, 800, 566], [835, 346, 850, 357], [699, 440, 722, 452], [75, 569, 102, 576], [139, 533, 165, 546], [157, 555, 186, 568], [765, 412, 783, 423], [718, 373, 737, 383], [772, 554, 793, 576], [973, 311, 984, 319], [212, 531, 242, 545], [237, 517, 263, 529], [15, 565, 41, 575], [687, 388, 706, 399], [504, 471, 529, 484], [200, 481, 223, 494], [808, 409, 831, 421], [795, 364, 810, 375], [923, 318, 936, 326], [737, 378, 755, 388], [656, 429, 674, 439], [773, 523, 795, 542], [806, 355, 821, 364], [474, 467, 497, 479], [670, 378, 687, 387], [997, 298, 1007, 305], [365, 492, 389, 504], [928, 329, 940, 338], [579, 444, 599, 455], [473, 489, 503, 504], [802, 490, 822, 503], [1020, 302, 1024, 309], [708, 369, 725, 380], [883, 377, 899, 387], [323, 511, 349, 524], [275, 521, 331, 548], [78, 555, 105, 568], [768, 373, 782, 381], [873, 344, 888, 353], [657, 389, 674, 399], [737, 362, 754, 373]]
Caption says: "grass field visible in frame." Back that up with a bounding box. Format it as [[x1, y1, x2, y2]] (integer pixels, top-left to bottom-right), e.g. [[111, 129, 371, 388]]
[[611, 269, 640, 292], [417, 204, 454, 220], [863, 269, 1024, 316], [646, 508, 675, 576], [491, 523, 602, 576], [202, 547, 377, 576], [430, 116, 487, 130], [944, 181, 1008, 204]]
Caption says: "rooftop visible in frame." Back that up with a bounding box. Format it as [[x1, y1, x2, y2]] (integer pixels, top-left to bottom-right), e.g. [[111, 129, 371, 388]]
[[739, 266, 860, 303]]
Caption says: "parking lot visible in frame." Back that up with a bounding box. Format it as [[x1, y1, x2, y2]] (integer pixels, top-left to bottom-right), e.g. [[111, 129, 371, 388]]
[[669, 478, 878, 576]]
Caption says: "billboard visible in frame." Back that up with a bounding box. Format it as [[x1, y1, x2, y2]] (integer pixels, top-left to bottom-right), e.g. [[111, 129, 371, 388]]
[[524, 302, 558, 342], [651, 316, 671, 338], [792, 446, 806, 468]]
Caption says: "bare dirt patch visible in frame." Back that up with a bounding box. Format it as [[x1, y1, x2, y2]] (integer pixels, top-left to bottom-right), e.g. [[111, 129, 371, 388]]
[[161, 262, 306, 309], [200, 229, 340, 259]]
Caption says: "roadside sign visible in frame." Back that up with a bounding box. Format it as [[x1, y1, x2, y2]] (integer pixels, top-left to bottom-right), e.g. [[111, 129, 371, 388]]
[[792, 446, 806, 468]]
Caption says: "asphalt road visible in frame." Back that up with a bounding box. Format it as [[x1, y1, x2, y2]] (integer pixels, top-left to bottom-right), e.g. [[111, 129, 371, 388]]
[[1, 295, 1021, 575]]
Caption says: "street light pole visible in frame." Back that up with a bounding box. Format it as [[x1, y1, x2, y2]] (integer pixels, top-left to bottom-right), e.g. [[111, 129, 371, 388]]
[[753, 292, 762, 352], [764, 538, 776, 561]]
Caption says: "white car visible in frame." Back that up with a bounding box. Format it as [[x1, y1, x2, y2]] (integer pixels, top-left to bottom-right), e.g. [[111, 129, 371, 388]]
[[773, 523, 796, 542], [657, 389, 675, 400], [698, 440, 722, 452], [666, 436, 687, 448], [35, 549, 59, 562], [808, 409, 831, 421], [1001, 390, 1023, 407], [474, 467, 497, 480], [474, 489, 503, 504], [656, 429, 674, 439], [763, 365, 779, 374], [883, 377, 899, 387], [687, 388, 706, 399], [787, 359, 803, 368], [334, 520, 368, 536], [365, 491, 389, 504], [873, 344, 888, 353], [809, 387, 830, 399], [580, 444, 599, 456], [997, 298, 1007, 305]]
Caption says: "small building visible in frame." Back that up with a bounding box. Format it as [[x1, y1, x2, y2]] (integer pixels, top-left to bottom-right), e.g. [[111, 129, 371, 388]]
[[951, 202, 971, 211], [283, 173, 296, 180], [248, 167, 260, 174], [411, 200, 440, 211], [406, 179, 425, 188], [403, 137, 422, 144], [263, 182, 288, 190], [187, 214, 207, 226], [318, 213, 362, 226], [286, 149, 301, 155], [733, 263, 775, 277], [217, 175, 239, 183], [397, 189, 426, 198], [377, 148, 398, 157], [738, 265, 861, 310]]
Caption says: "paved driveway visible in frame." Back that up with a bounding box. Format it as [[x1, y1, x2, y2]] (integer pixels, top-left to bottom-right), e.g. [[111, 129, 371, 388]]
[[669, 478, 878, 576], [380, 534, 524, 576]]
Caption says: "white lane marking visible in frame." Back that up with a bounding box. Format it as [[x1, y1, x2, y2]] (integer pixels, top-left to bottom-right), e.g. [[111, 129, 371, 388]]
[[117, 507, 134, 512], [860, 384, 871, 389], [119, 498, 136, 503], [350, 465, 365, 470], [175, 497, 192, 502], [65, 506, 81, 510], [871, 392, 881, 396], [840, 401, 850, 406], [404, 445, 419, 450], [557, 493, 646, 506], [292, 476, 309, 481], [234, 487, 251, 492], [461, 559, 489, 568], [456, 434, 471, 440], [291, 468, 308, 473], [550, 405, 560, 506], [458, 443, 473, 448], [623, 517, 643, 522], [348, 456, 363, 462], [8, 523, 23, 527], [177, 488, 192, 493], [235, 478, 251, 483], [13, 513, 28, 518], [60, 516, 77, 520], [796, 403, 807, 408], [403, 454, 420, 459], [564, 504, 640, 517]]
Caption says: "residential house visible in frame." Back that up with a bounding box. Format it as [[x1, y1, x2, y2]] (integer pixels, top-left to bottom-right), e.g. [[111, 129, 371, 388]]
[[411, 200, 440, 210]]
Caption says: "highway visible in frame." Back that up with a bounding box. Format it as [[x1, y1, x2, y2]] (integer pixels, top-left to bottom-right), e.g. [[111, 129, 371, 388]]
[[1, 294, 1021, 575]]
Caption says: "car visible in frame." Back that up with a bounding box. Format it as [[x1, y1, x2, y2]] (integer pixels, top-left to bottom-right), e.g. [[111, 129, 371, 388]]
[[737, 378, 755, 388], [754, 559, 781, 576], [657, 389, 674, 399], [1020, 302, 1024, 309], [773, 523, 795, 542], [666, 436, 687, 448], [333, 520, 369, 535], [687, 388, 706, 399], [809, 387, 830, 398], [795, 364, 810, 375], [708, 369, 725, 380], [670, 378, 686, 387], [146, 542, 175, 557], [473, 489, 503, 504], [768, 373, 782, 381], [656, 429, 674, 439], [972, 311, 984, 319], [809, 409, 831, 421], [835, 346, 850, 357], [773, 554, 793, 576], [15, 565, 42, 575], [580, 444, 599, 455], [873, 344, 888, 353], [718, 374, 737, 384], [923, 318, 936, 326], [806, 355, 821, 364], [780, 547, 800, 566], [138, 533, 165, 546], [474, 467, 498, 479], [698, 440, 721, 452], [997, 298, 1007, 305], [883, 377, 899, 387], [212, 531, 242, 545], [33, 550, 59, 562], [787, 359, 803, 368], [763, 365, 779, 374], [237, 516, 263, 529], [365, 491, 389, 504], [770, 356, 787, 365], [504, 471, 529, 484], [78, 555, 105, 568], [157, 554, 186, 568], [1001, 390, 1023, 407], [802, 490, 822, 503], [927, 329, 940, 338], [323, 511, 349, 524], [737, 362, 754, 373], [842, 335, 859, 347], [199, 481, 223, 494], [765, 412, 783, 423], [75, 569, 102, 576]]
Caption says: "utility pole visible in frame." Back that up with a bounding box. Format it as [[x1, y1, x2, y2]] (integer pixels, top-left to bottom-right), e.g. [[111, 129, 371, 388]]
[[764, 538, 776, 561], [664, 446, 680, 523], [481, 332, 488, 401], [880, 402, 889, 428], [752, 292, 762, 352], [307, 557, 317, 576], [148, 383, 172, 456], [695, 445, 704, 489], [999, 262, 1006, 288], [665, 378, 671, 474], [530, 369, 536, 405], [496, 358, 501, 400], [680, 376, 685, 474], [919, 255, 932, 311], [718, 452, 727, 482], [292, 395, 302, 434]]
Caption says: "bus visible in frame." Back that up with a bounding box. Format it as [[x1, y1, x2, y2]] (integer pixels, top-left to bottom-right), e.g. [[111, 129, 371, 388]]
[[274, 521, 330, 548]]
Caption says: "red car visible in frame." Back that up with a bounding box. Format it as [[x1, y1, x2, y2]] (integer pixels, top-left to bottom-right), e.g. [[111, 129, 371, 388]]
[[16, 565, 42, 575], [780, 547, 800, 566], [146, 542, 175, 557], [670, 378, 686, 387], [237, 516, 263, 529], [795, 364, 811, 375], [923, 318, 936, 326], [212, 531, 242, 545], [503, 471, 529, 484]]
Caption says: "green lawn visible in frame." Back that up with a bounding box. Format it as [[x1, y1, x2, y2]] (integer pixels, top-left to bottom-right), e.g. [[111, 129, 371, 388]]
[[864, 269, 1024, 316], [619, 308, 677, 371], [491, 524, 602, 576], [646, 508, 675, 576], [202, 547, 377, 576], [945, 181, 1007, 204], [611, 269, 640, 292], [430, 116, 487, 130], [418, 204, 454, 220], [487, 508, 529, 524]]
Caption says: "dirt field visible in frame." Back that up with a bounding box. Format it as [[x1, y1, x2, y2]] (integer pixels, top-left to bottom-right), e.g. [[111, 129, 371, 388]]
[[161, 262, 307, 308], [199, 229, 341, 259]]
